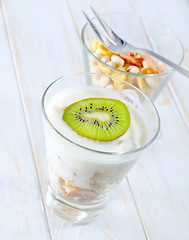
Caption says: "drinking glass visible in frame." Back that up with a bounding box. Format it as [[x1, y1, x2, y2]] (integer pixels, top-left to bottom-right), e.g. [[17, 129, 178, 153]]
[[41, 72, 160, 224], [81, 13, 184, 101]]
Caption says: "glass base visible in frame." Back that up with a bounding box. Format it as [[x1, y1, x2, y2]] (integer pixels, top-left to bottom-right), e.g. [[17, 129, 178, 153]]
[[46, 186, 105, 224]]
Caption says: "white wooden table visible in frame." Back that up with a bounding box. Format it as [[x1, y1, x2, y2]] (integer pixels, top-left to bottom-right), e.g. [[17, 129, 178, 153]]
[[0, 0, 189, 239]]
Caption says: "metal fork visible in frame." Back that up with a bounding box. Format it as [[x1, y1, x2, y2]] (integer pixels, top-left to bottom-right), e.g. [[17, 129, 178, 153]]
[[83, 7, 189, 78]]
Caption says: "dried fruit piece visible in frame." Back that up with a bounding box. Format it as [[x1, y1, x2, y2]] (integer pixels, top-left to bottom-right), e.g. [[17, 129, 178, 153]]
[[93, 41, 113, 56], [92, 40, 99, 52], [140, 66, 158, 74], [118, 53, 143, 68], [141, 54, 164, 73]]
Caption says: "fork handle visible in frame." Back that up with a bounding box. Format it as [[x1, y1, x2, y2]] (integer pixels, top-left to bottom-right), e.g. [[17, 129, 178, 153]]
[[138, 48, 189, 78]]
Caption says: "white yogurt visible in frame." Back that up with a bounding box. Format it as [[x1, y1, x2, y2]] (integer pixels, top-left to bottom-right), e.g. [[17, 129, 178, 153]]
[[46, 86, 147, 153], [44, 86, 148, 200]]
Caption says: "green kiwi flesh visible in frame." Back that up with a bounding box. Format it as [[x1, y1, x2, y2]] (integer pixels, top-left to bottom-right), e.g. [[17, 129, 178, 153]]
[[63, 98, 130, 141]]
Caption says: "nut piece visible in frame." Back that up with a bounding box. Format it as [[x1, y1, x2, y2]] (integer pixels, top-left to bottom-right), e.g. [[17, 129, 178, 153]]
[[111, 55, 124, 67], [128, 66, 139, 74], [145, 77, 159, 89], [106, 61, 116, 68], [99, 76, 110, 87], [142, 60, 148, 69], [101, 55, 110, 63]]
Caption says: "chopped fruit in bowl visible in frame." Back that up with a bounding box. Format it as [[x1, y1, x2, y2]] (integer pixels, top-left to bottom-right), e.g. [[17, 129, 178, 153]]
[[82, 13, 184, 102], [89, 40, 166, 100], [91, 40, 164, 74]]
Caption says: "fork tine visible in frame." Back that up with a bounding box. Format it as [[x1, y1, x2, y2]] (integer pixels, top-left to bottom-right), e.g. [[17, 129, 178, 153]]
[[82, 10, 111, 47], [90, 6, 117, 43]]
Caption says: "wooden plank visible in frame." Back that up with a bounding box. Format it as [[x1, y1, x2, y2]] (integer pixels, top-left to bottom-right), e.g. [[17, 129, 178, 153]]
[[0, 4, 50, 240], [1, 0, 147, 239]]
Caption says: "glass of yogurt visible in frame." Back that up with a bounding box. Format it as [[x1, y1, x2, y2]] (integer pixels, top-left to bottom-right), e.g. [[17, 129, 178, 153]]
[[41, 72, 160, 224]]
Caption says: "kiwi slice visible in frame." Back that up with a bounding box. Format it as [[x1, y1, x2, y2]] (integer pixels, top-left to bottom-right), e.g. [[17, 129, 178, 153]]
[[63, 98, 130, 141]]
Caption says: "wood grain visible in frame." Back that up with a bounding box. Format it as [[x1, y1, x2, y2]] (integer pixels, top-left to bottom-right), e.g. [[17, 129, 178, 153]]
[[0, 3, 50, 239]]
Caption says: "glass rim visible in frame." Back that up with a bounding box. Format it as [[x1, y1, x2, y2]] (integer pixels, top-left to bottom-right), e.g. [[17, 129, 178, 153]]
[[41, 72, 160, 156], [81, 12, 184, 78]]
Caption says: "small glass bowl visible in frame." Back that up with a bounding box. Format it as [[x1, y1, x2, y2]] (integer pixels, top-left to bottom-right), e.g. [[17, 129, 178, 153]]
[[81, 12, 184, 101]]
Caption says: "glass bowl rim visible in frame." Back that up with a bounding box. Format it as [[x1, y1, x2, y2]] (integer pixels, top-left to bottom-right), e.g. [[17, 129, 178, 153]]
[[41, 72, 160, 158], [81, 12, 184, 78]]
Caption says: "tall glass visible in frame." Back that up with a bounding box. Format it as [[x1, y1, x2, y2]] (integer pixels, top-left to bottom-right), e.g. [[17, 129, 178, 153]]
[[81, 13, 184, 102], [41, 73, 160, 224]]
